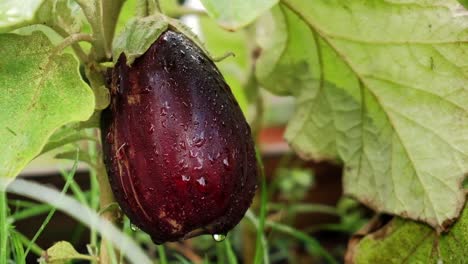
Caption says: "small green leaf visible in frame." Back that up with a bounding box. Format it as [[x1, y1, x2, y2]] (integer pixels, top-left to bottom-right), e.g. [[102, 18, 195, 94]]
[[112, 15, 169, 65], [200, 0, 278, 30], [351, 203, 468, 264], [43, 241, 95, 263], [0, 0, 44, 32], [256, 1, 468, 229], [0, 32, 94, 183]]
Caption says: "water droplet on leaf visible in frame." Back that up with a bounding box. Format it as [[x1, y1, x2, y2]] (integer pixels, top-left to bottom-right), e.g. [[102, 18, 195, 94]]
[[130, 223, 140, 231]]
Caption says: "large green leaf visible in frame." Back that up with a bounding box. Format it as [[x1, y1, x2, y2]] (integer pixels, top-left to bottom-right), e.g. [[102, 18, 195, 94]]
[[0, 32, 94, 184], [200, 0, 278, 30], [256, 0, 468, 230], [349, 202, 468, 263], [0, 0, 44, 32]]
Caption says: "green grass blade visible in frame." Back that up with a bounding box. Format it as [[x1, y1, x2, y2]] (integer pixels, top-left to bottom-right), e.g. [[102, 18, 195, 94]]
[[224, 237, 238, 264], [254, 148, 268, 264], [10, 204, 52, 221], [267, 203, 339, 215], [7, 179, 152, 263], [266, 220, 338, 264], [10, 229, 25, 264], [60, 170, 88, 205], [173, 254, 192, 264], [158, 245, 168, 264], [0, 190, 8, 264], [24, 151, 79, 256], [216, 242, 224, 264], [10, 230, 42, 257]]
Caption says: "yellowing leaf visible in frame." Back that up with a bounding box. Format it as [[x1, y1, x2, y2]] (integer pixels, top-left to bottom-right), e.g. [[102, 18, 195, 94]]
[[43, 241, 94, 264], [256, 0, 468, 229]]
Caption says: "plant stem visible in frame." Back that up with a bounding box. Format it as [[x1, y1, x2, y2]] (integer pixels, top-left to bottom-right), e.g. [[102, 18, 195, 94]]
[[152, 0, 161, 13], [95, 150, 119, 264], [76, 0, 124, 61], [47, 24, 90, 64], [74, 2, 125, 262], [53, 33, 93, 55], [101, 0, 125, 59], [0, 190, 8, 264]]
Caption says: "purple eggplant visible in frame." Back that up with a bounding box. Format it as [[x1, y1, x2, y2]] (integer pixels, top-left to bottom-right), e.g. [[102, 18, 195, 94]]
[[101, 30, 258, 243]]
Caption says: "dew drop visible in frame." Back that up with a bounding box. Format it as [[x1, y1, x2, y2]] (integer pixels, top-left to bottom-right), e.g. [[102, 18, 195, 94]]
[[160, 107, 168, 116], [192, 134, 205, 147], [130, 223, 140, 231], [189, 150, 198, 158], [196, 177, 206, 186], [105, 132, 113, 144], [179, 141, 186, 150], [182, 175, 190, 181], [223, 157, 231, 169], [149, 124, 155, 133], [212, 233, 226, 242], [194, 163, 203, 171], [143, 85, 152, 93]]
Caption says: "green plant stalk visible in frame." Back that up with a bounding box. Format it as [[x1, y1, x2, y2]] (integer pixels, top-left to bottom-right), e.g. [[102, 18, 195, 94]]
[[158, 245, 168, 264], [76, 0, 124, 61], [253, 148, 268, 264], [0, 190, 8, 264]]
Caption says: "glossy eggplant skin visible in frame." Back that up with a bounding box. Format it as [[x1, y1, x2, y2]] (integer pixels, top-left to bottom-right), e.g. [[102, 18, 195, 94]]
[[101, 30, 258, 243]]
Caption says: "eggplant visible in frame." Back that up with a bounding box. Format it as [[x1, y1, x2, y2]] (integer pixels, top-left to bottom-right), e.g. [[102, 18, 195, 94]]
[[101, 30, 258, 243]]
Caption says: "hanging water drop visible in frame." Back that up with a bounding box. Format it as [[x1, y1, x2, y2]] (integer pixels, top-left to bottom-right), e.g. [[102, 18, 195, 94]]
[[212, 233, 226, 242]]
